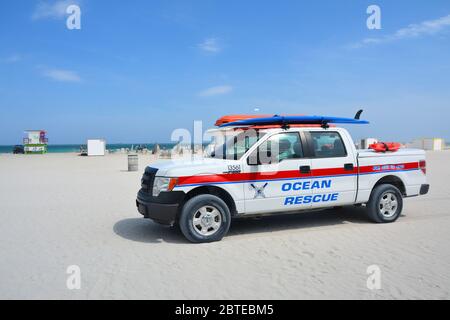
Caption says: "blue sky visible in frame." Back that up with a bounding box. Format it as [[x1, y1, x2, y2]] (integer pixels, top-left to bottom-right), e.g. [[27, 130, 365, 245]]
[[0, 0, 449, 144]]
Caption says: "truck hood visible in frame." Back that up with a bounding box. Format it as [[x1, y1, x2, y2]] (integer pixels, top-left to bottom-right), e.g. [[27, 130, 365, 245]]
[[147, 158, 240, 177]]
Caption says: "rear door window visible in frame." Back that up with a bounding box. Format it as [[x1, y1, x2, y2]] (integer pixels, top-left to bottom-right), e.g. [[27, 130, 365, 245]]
[[310, 132, 347, 158]]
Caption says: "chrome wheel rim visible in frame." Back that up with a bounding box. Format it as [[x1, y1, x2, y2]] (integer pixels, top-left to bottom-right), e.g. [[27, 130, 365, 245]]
[[379, 192, 398, 218], [192, 205, 222, 236]]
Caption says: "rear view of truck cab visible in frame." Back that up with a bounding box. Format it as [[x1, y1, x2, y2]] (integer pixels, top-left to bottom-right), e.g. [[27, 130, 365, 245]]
[[136, 114, 429, 243]]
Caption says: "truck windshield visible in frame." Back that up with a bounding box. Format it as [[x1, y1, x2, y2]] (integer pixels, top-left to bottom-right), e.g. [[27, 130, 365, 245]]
[[205, 129, 266, 160]]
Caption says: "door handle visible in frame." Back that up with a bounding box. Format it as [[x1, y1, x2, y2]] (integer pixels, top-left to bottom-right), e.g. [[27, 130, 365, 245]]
[[299, 166, 311, 174], [344, 163, 354, 171]]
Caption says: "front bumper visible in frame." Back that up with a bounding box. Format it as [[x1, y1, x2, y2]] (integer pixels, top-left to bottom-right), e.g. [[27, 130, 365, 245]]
[[136, 189, 185, 225]]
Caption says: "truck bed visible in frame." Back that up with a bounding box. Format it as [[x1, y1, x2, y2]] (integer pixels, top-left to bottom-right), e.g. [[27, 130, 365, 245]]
[[355, 148, 426, 202], [357, 148, 425, 158]]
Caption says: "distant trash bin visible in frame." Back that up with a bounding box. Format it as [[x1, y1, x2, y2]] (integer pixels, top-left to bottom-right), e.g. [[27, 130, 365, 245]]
[[128, 154, 138, 171]]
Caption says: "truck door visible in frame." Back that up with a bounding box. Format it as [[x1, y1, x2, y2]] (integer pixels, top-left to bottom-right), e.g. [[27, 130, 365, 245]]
[[306, 130, 357, 208], [242, 132, 313, 215]]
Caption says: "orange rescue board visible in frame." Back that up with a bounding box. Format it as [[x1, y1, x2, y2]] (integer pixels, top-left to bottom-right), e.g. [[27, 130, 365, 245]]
[[369, 142, 402, 152], [215, 115, 273, 126]]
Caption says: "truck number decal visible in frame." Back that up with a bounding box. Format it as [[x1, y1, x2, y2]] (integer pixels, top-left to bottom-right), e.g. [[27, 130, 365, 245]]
[[225, 165, 241, 174]]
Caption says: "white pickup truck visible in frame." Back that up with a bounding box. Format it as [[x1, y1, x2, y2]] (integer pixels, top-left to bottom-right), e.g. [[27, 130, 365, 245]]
[[136, 117, 429, 243]]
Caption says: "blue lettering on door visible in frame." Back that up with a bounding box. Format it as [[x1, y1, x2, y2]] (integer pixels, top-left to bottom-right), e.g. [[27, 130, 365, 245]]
[[281, 180, 332, 191], [284, 193, 339, 206]]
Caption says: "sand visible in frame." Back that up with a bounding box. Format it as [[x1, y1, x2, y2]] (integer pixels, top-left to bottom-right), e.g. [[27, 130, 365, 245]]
[[0, 151, 449, 299]]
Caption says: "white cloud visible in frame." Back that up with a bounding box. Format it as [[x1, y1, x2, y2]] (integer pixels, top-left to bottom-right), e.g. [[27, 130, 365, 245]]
[[2, 54, 22, 63], [353, 14, 450, 48], [198, 85, 232, 97], [32, 0, 80, 21], [198, 38, 221, 53], [42, 68, 81, 82]]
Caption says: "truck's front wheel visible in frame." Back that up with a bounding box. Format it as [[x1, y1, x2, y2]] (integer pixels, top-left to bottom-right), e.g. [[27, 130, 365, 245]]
[[367, 184, 403, 223], [179, 194, 231, 243]]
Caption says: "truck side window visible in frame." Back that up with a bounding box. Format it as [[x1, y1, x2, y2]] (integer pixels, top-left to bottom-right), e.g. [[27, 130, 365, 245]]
[[258, 132, 304, 163], [310, 132, 347, 158]]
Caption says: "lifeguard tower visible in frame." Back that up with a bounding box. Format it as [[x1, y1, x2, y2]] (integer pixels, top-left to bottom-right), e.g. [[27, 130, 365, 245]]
[[23, 130, 48, 154]]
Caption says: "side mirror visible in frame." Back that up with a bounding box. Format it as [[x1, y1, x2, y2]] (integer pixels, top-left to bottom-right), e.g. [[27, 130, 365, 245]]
[[246, 157, 255, 166]]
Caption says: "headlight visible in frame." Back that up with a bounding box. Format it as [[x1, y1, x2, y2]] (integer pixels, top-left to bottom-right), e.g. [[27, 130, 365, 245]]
[[152, 177, 178, 197]]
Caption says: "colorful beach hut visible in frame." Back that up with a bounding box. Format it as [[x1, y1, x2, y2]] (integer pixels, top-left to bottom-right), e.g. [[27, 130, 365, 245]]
[[23, 130, 48, 154]]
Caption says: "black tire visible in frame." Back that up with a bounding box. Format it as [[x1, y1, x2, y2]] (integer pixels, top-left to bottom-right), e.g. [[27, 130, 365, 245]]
[[178, 194, 231, 243], [366, 184, 403, 223]]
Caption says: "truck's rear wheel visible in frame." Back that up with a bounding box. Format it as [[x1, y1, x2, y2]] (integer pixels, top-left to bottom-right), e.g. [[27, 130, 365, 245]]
[[367, 184, 403, 223], [179, 194, 231, 243]]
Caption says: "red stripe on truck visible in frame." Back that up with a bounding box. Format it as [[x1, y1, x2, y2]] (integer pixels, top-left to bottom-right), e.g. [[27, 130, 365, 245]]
[[176, 162, 419, 187]]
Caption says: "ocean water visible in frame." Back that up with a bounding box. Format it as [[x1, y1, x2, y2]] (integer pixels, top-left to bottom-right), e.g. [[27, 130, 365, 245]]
[[0, 143, 176, 154]]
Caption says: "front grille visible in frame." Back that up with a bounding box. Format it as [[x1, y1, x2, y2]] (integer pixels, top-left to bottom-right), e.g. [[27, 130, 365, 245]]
[[141, 167, 158, 193]]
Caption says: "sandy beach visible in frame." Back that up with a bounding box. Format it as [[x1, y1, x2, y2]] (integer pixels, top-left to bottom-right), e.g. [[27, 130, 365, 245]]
[[0, 151, 449, 299]]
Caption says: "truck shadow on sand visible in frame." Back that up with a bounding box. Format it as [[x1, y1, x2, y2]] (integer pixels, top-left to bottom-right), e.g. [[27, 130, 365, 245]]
[[113, 218, 186, 244], [113, 206, 377, 244], [229, 206, 372, 237]]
